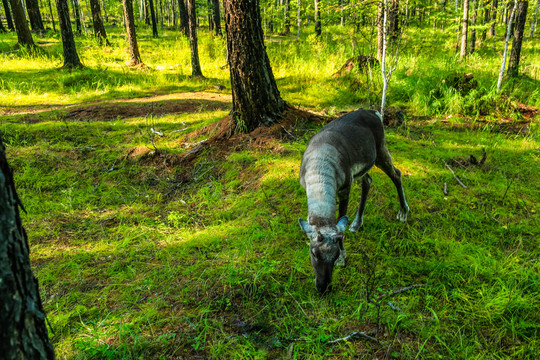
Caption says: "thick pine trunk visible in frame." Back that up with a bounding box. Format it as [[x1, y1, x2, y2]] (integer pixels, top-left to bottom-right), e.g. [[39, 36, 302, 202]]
[[2, 0, 15, 31], [178, 0, 188, 36], [187, 0, 202, 77], [89, 0, 109, 45], [508, 0, 528, 76], [0, 138, 56, 360], [122, 0, 143, 66], [56, 0, 83, 68], [26, 0, 45, 32], [8, 0, 35, 47], [223, 0, 285, 133]]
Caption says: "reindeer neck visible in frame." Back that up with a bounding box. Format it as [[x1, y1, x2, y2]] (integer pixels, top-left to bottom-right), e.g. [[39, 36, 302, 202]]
[[305, 176, 337, 227]]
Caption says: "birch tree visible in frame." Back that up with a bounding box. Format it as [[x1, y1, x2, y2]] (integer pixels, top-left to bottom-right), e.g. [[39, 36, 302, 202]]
[[497, 0, 518, 91]]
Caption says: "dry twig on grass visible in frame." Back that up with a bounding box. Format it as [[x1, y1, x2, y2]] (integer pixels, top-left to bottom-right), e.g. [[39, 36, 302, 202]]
[[444, 163, 467, 188]]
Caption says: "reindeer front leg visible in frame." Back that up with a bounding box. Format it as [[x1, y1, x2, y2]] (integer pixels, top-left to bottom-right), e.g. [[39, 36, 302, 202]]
[[350, 174, 372, 232]]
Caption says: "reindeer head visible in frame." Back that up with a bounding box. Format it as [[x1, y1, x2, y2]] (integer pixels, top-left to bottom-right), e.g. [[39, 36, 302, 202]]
[[298, 216, 348, 294]]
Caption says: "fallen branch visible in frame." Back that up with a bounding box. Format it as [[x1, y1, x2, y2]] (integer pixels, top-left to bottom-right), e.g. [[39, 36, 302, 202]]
[[444, 163, 467, 188], [327, 331, 382, 345], [372, 284, 425, 303]]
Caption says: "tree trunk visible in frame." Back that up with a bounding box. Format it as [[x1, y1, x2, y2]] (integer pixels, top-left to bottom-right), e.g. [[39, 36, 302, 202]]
[[207, 0, 213, 31], [56, 0, 83, 68], [0, 137, 56, 360], [388, 0, 399, 40], [497, 0, 517, 91], [297, 0, 301, 38], [187, 0, 202, 77], [460, 0, 469, 60], [47, 0, 56, 32], [508, 0, 528, 76], [149, 0, 158, 37], [2, 0, 15, 31], [470, 0, 477, 53], [122, 0, 143, 66], [314, 0, 321, 36], [71, 0, 82, 34], [482, 0, 490, 41], [530, 0, 539, 37], [377, 0, 384, 60], [101, 0, 108, 22], [89, 0, 109, 45], [283, 0, 290, 34], [489, 0, 498, 37], [26, 0, 45, 33], [223, 0, 286, 133], [0, 8, 5, 31], [8, 0, 35, 47], [212, 0, 220, 35], [178, 0, 188, 36]]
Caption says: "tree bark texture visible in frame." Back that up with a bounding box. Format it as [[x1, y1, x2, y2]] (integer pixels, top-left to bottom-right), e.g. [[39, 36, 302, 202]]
[[377, 0, 384, 60], [187, 0, 202, 76], [508, 0, 528, 76], [0, 137, 56, 360], [212, 0, 221, 35], [89, 0, 109, 44], [178, 0, 188, 36], [8, 0, 35, 47], [122, 0, 143, 66], [460, 0, 469, 60], [71, 0, 82, 34], [56, 0, 83, 68], [25, 0, 45, 32], [223, 0, 285, 133], [2, 0, 15, 31], [314, 0, 321, 36], [149, 0, 158, 37]]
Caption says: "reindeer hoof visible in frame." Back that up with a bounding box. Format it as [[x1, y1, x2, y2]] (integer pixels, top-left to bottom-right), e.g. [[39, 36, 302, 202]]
[[349, 217, 363, 232], [396, 207, 410, 222]]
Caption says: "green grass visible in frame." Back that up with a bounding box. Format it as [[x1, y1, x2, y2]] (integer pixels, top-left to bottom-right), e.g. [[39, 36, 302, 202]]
[[1, 19, 540, 359]]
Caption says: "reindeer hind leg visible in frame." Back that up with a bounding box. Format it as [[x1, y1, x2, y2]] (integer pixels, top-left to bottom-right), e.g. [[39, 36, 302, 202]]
[[375, 147, 410, 222]]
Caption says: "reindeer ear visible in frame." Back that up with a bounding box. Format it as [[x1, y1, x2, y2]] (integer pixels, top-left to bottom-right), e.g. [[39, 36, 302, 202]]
[[337, 216, 348, 232]]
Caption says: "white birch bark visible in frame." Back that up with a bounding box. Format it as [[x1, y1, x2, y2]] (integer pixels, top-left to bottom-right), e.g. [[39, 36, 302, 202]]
[[497, 0, 518, 92]]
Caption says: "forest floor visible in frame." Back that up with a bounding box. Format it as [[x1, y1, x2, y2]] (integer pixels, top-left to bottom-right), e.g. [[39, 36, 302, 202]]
[[3, 90, 540, 359]]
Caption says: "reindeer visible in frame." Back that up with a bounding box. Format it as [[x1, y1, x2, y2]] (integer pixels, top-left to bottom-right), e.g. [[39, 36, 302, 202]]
[[298, 109, 409, 293]]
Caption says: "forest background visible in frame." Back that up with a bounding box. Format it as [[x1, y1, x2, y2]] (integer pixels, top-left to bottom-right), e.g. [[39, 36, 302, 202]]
[[1, 0, 539, 358]]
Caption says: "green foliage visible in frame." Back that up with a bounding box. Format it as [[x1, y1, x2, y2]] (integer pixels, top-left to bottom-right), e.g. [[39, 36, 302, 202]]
[[1, 11, 539, 360]]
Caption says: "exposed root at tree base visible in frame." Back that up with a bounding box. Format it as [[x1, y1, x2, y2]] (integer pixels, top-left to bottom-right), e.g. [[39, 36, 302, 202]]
[[180, 104, 330, 164]]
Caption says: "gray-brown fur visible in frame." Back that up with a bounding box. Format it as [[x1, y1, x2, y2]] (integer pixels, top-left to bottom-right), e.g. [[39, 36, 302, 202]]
[[299, 108, 409, 293]]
